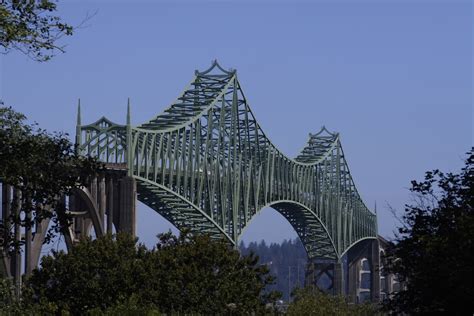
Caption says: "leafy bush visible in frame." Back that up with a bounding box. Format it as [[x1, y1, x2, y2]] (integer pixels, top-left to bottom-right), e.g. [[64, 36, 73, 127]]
[[20, 231, 279, 315], [287, 287, 378, 316]]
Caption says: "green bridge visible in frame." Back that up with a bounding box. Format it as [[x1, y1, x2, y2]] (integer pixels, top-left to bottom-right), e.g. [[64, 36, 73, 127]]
[[2, 61, 397, 303], [78, 60, 377, 259]]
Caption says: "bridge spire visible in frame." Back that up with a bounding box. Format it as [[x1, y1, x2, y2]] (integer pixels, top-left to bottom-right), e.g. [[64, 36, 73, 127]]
[[76, 99, 81, 126], [126, 98, 132, 175], [75, 99, 82, 154], [127, 98, 131, 125], [374, 200, 379, 234]]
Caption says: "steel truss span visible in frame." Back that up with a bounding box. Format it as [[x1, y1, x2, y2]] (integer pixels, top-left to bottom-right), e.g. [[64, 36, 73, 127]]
[[77, 61, 377, 261]]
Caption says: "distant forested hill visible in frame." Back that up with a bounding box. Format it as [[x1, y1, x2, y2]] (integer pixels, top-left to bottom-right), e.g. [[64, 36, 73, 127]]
[[239, 239, 307, 301]]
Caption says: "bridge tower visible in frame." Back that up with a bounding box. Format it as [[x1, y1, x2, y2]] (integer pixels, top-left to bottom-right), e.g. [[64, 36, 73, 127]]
[[66, 100, 137, 246]]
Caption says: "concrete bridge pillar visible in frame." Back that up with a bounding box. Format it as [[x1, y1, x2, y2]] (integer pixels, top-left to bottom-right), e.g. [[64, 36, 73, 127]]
[[1, 184, 12, 279], [117, 176, 136, 236], [0, 169, 136, 296], [348, 255, 358, 303], [106, 176, 115, 234], [333, 260, 343, 296], [370, 238, 380, 302], [346, 238, 381, 303], [69, 172, 137, 238], [1, 184, 52, 281]]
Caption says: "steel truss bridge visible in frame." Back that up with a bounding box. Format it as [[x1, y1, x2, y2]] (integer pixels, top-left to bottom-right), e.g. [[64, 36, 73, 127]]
[[79, 60, 377, 260], [2, 61, 394, 302]]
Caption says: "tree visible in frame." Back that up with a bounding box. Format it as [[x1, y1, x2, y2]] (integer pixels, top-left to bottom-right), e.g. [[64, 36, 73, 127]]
[[1, 274, 61, 314], [0, 106, 100, 252], [287, 287, 377, 316], [24, 233, 151, 314], [0, 277, 15, 309], [384, 148, 474, 314], [0, 0, 74, 61], [140, 231, 280, 315], [23, 231, 280, 314]]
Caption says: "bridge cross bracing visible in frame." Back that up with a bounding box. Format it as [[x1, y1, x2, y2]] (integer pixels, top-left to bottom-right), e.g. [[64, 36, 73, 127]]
[[77, 60, 378, 261]]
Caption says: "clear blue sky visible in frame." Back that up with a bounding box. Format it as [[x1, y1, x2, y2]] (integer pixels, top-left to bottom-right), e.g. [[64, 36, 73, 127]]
[[1, 0, 472, 248]]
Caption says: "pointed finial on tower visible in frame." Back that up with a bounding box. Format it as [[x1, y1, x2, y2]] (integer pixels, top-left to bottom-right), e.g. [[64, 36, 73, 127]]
[[77, 99, 82, 126], [75, 99, 82, 153], [127, 98, 131, 125], [126, 98, 132, 176], [374, 200, 379, 234]]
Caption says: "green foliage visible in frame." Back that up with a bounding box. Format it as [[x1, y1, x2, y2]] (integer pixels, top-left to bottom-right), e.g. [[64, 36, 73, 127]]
[[0, 277, 15, 308], [23, 233, 147, 314], [87, 295, 161, 316], [1, 277, 58, 314], [287, 287, 378, 316], [0, 106, 101, 252], [22, 231, 280, 315], [140, 231, 281, 315], [384, 148, 474, 314], [0, 0, 73, 61]]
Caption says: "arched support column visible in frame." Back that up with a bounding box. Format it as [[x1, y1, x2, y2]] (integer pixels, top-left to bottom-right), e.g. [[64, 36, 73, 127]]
[[67, 172, 136, 247], [346, 238, 380, 303], [0, 169, 136, 284], [71, 187, 104, 238], [29, 216, 51, 274], [0, 250, 10, 279]]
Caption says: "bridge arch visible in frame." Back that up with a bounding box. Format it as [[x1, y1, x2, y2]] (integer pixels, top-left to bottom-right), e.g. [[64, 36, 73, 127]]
[[345, 236, 381, 302], [340, 236, 378, 258], [135, 176, 235, 243], [62, 187, 105, 250], [242, 200, 339, 260]]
